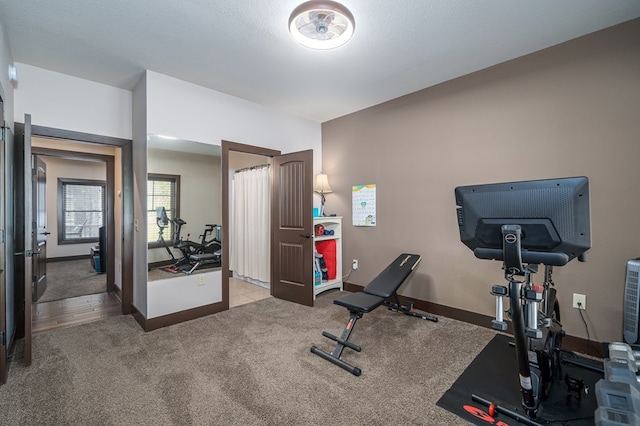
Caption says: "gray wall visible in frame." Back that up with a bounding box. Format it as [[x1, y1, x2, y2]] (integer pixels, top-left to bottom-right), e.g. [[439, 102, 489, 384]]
[[321, 19, 640, 344]]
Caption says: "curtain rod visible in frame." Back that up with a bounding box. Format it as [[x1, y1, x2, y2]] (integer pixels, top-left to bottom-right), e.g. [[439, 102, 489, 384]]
[[234, 164, 270, 174]]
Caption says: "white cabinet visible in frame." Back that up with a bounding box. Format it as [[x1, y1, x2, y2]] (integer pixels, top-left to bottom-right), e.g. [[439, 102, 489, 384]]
[[313, 216, 343, 299]]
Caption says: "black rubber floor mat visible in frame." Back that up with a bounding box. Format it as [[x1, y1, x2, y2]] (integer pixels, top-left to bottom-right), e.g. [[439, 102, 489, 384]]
[[437, 334, 603, 425]]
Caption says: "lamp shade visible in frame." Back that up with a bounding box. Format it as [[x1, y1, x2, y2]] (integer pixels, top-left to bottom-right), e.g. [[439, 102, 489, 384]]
[[314, 173, 333, 193]]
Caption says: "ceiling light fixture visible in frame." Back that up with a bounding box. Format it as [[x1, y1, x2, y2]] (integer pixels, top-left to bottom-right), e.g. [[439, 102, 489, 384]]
[[8, 64, 18, 83], [289, 1, 355, 50]]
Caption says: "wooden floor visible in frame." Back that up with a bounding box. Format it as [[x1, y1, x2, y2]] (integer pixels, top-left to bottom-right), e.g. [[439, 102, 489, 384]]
[[33, 292, 122, 333], [32, 279, 267, 334]]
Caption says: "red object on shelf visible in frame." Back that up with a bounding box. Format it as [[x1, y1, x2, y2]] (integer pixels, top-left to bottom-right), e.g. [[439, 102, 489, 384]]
[[315, 239, 336, 280]]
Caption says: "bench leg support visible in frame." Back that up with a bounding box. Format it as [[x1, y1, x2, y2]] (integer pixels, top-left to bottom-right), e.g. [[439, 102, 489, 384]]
[[385, 298, 438, 323], [311, 311, 363, 376]]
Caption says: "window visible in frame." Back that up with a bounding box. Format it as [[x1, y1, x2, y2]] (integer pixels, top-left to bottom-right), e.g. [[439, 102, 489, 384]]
[[58, 178, 106, 244], [147, 174, 180, 247]]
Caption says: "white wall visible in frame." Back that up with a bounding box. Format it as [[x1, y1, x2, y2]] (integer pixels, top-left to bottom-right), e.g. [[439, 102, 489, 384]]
[[0, 19, 15, 128], [13, 63, 132, 139], [132, 74, 148, 314], [145, 71, 322, 171], [138, 71, 322, 319], [147, 271, 222, 318]]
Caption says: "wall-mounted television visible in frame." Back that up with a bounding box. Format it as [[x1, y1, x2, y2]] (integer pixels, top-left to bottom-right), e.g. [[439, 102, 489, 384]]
[[455, 176, 591, 266]]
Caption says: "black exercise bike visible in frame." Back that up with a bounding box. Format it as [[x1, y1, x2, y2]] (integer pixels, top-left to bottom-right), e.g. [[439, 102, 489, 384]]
[[455, 176, 592, 425], [485, 230, 565, 422], [156, 207, 221, 274]]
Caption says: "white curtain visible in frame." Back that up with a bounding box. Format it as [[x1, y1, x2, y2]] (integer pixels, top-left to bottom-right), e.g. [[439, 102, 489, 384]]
[[230, 166, 271, 284]]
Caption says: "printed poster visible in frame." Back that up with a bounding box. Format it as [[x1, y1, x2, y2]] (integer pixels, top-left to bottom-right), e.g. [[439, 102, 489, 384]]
[[352, 184, 376, 226]]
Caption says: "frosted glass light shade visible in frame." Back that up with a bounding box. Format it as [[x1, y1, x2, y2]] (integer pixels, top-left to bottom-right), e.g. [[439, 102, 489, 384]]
[[289, 1, 355, 50]]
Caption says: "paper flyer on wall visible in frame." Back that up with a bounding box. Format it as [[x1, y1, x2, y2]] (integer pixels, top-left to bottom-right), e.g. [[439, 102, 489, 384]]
[[352, 184, 376, 226]]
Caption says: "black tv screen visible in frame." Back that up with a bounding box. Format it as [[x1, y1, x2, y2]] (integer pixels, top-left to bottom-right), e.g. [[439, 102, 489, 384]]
[[455, 176, 591, 266]]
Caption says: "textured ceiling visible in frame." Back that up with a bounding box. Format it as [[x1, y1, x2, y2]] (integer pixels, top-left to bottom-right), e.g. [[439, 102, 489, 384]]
[[1, 1, 639, 123]]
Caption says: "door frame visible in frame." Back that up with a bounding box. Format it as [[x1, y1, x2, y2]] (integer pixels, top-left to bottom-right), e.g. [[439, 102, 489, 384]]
[[14, 115, 33, 364], [31, 147, 114, 293], [15, 123, 134, 315], [0, 123, 6, 383], [221, 141, 280, 308]]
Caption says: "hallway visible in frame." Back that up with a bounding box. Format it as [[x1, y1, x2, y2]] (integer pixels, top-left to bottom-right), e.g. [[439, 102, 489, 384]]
[[33, 292, 121, 333], [33, 278, 271, 333]]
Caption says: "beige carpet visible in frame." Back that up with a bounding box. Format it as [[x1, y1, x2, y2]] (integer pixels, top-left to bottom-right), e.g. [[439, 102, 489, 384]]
[[2, 291, 496, 425], [38, 259, 106, 303]]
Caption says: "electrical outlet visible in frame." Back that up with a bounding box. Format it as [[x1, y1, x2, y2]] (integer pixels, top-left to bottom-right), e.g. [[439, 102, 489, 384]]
[[572, 293, 586, 310], [352, 259, 358, 270], [198, 275, 206, 286]]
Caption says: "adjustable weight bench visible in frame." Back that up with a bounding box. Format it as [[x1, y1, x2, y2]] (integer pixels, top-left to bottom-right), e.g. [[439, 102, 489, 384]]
[[310, 253, 438, 376]]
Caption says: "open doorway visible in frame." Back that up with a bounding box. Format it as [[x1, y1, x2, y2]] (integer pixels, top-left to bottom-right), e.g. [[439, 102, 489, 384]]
[[222, 141, 280, 308], [222, 140, 315, 309], [29, 148, 118, 332], [228, 150, 273, 308], [15, 123, 133, 336], [222, 141, 280, 309]]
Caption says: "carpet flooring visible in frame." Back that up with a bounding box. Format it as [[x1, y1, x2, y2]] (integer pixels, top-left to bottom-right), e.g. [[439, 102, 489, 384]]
[[2, 291, 497, 425], [38, 259, 106, 303]]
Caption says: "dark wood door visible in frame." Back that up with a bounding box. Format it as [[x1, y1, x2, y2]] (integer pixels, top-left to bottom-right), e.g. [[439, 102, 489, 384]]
[[271, 150, 314, 307], [14, 114, 33, 366], [0, 125, 7, 383], [32, 156, 47, 302]]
